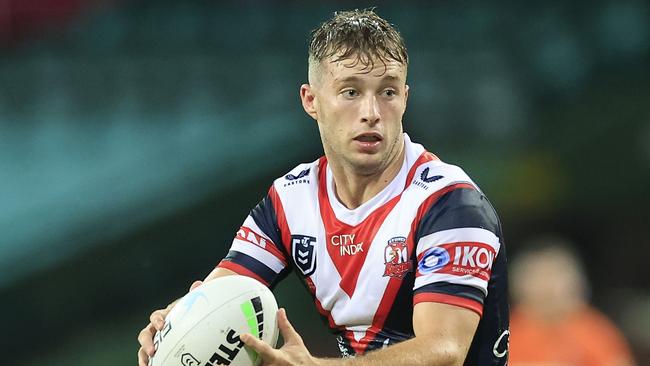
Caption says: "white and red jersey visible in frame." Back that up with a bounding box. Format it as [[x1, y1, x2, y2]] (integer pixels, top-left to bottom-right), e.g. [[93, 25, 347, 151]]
[[218, 134, 509, 364]]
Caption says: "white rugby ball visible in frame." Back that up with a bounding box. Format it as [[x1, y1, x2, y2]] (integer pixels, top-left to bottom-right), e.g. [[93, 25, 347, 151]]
[[150, 275, 279, 366]]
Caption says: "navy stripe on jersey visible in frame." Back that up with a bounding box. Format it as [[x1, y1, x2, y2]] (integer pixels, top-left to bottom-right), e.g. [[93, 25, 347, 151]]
[[465, 243, 510, 365], [414, 282, 485, 305], [415, 186, 509, 365], [381, 270, 415, 336], [223, 250, 277, 285], [416, 187, 500, 239], [249, 194, 287, 257]]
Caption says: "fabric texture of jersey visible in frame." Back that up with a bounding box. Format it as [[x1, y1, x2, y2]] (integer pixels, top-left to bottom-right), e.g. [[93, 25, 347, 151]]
[[218, 134, 509, 365]]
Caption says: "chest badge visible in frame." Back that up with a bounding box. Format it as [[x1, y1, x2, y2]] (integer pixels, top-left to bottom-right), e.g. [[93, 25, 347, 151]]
[[383, 236, 412, 278], [292, 235, 317, 276]]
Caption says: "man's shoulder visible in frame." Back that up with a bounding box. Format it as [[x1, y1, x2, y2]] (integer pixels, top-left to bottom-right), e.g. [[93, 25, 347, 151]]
[[407, 154, 480, 195], [405, 134, 478, 191], [272, 158, 321, 191]]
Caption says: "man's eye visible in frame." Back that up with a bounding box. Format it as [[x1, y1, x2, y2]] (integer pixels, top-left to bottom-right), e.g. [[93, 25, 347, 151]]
[[342, 89, 358, 98], [383, 89, 396, 97]]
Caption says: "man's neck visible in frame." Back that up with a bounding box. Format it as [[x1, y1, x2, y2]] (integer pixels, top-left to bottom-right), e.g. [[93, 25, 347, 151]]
[[329, 147, 405, 210]]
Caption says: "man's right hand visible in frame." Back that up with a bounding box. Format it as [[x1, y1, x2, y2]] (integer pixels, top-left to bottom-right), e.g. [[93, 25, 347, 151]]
[[137, 280, 203, 366]]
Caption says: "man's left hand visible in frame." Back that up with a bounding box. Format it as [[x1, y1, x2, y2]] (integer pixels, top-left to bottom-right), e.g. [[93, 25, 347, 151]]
[[241, 308, 324, 366]]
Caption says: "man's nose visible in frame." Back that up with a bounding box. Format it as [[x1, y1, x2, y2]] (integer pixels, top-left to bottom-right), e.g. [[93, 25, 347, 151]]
[[361, 95, 381, 125]]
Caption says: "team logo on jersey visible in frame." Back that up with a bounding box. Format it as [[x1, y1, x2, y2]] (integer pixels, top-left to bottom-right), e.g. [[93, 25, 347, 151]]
[[292, 235, 317, 276], [284, 168, 310, 187], [383, 237, 412, 278]]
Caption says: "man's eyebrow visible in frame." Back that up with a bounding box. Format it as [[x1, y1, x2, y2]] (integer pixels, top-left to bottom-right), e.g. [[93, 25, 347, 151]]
[[333, 74, 402, 84]]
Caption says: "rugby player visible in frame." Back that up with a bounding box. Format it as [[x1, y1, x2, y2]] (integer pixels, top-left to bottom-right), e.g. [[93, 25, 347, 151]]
[[138, 9, 509, 366]]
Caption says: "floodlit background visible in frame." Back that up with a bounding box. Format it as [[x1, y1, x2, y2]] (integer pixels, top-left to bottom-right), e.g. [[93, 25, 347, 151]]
[[1, 0, 648, 364]]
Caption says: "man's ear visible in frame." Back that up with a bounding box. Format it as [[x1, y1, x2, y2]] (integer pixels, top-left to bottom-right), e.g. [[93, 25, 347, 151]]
[[300, 84, 318, 121], [404, 84, 410, 109]]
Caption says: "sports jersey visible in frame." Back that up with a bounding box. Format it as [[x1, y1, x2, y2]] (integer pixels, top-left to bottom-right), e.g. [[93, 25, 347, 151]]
[[217, 134, 509, 365]]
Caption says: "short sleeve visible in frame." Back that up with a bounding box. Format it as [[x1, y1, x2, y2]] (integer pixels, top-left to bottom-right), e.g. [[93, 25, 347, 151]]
[[413, 187, 503, 316], [217, 191, 291, 288]]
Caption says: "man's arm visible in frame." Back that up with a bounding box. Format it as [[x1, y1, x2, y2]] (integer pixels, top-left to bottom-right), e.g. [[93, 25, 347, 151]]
[[242, 301, 480, 366], [340, 302, 479, 366], [137, 267, 237, 366]]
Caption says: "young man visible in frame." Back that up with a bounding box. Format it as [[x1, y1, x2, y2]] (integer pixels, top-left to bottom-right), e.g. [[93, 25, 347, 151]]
[[138, 9, 509, 366]]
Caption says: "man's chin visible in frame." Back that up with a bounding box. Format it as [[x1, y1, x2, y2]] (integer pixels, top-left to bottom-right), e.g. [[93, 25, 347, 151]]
[[348, 155, 385, 176]]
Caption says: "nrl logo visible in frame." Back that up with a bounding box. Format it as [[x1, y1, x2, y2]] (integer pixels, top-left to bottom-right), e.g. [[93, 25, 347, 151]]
[[292, 235, 317, 276]]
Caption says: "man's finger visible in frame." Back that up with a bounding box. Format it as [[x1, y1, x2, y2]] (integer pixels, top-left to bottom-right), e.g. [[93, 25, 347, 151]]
[[149, 310, 166, 331], [137, 324, 156, 356], [241, 333, 277, 363], [189, 280, 203, 291], [277, 308, 302, 344], [138, 347, 149, 366]]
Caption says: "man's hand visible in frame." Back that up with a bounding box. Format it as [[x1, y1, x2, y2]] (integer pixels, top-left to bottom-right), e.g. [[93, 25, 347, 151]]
[[241, 308, 320, 366], [137, 280, 203, 366]]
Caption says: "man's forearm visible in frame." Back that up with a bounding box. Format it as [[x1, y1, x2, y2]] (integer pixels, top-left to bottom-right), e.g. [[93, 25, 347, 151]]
[[316, 336, 467, 366]]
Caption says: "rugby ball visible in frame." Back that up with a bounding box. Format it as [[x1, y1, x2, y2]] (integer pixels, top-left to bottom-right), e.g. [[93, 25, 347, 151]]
[[150, 275, 279, 366]]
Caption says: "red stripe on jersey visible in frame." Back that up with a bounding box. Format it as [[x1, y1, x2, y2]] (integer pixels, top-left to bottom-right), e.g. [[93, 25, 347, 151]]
[[235, 226, 287, 266], [357, 183, 478, 352], [413, 292, 483, 317], [317, 159, 402, 299], [346, 154, 443, 354], [356, 276, 404, 354], [404, 151, 438, 189], [308, 278, 342, 330], [344, 329, 365, 354], [268, 185, 292, 255], [217, 260, 270, 287]]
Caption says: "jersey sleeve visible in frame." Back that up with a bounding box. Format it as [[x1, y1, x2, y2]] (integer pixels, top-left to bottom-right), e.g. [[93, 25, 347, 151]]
[[413, 186, 503, 316], [217, 190, 291, 288]]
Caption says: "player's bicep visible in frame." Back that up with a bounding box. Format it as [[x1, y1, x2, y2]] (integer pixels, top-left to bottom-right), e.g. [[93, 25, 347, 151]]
[[413, 301, 479, 355]]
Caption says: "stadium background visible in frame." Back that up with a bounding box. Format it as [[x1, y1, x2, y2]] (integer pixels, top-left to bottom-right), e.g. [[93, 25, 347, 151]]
[[1, 0, 648, 364]]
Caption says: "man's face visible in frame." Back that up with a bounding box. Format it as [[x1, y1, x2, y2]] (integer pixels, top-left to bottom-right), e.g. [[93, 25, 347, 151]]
[[301, 56, 409, 176]]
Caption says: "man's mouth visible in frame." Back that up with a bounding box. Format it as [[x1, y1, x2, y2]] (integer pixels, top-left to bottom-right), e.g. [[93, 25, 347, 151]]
[[353, 133, 383, 153], [353, 133, 383, 143]]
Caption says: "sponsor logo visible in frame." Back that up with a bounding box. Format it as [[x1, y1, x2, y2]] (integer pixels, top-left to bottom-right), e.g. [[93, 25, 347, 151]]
[[283, 168, 310, 187], [206, 297, 264, 366], [417, 242, 496, 281], [336, 336, 353, 358], [236, 226, 269, 248], [420, 168, 443, 183], [413, 167, 443, 190], [383, 237, 413, 278], [149, 321, 173, 365], [493, 329, 509, 358], [418, 247, 450, 273], [292, 235, 317, 276], [330, 234, 364, 256], [181, 353, 200, 366], [205, 329, 244, 366]]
